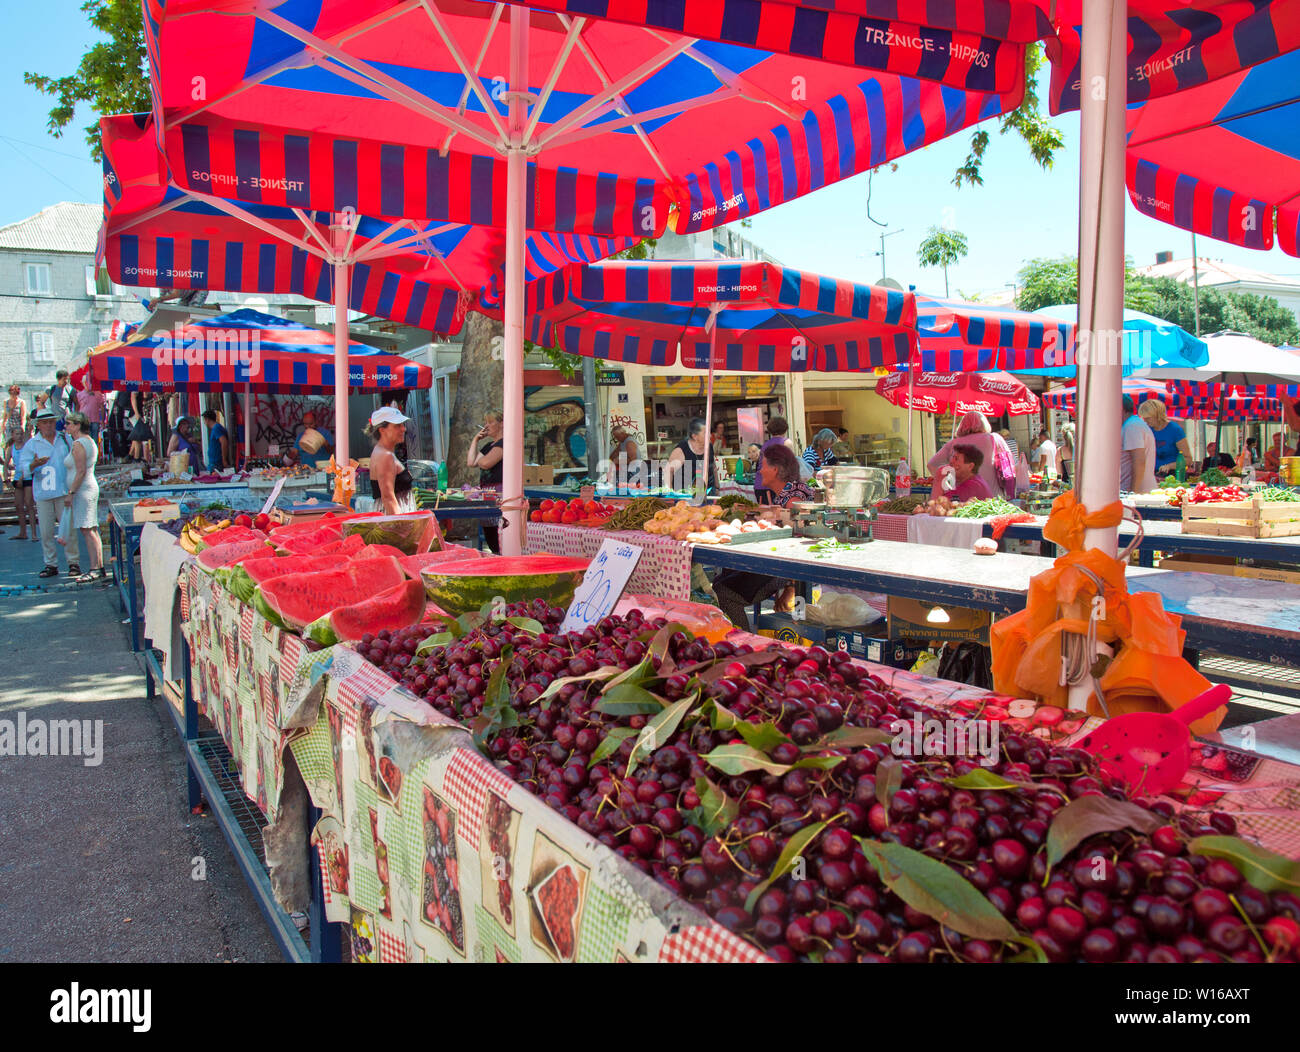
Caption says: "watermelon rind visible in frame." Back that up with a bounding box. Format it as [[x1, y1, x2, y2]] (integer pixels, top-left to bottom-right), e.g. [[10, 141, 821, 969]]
[[226, 553, 348, 605], [420, 556, 589, 616], [342, 512, 440, 555], [304, 579, 427, 646]]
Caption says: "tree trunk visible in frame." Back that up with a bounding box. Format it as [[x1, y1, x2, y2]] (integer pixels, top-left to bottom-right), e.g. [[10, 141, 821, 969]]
[[447, 311, 505, 488]]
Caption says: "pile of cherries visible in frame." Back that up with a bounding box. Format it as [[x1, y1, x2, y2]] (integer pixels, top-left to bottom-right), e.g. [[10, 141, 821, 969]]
[[360, 604, 1300, 964]]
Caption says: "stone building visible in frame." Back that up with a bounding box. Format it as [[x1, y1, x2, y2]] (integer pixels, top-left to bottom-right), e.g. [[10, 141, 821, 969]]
[[0, 202, 150, 403]]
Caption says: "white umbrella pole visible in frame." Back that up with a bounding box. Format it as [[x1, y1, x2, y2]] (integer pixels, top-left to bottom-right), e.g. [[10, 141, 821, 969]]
[[333, 251, 350, 469], [906, 363, 915, 467], [1069, 0, 1126, 710], [700, 309, 719, 503], [499, 7, 529, 556], [243, 383, 252, 462]]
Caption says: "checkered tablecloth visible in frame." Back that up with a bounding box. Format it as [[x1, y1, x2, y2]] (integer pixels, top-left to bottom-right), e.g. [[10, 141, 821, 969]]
[[523, 523, 692, 600]]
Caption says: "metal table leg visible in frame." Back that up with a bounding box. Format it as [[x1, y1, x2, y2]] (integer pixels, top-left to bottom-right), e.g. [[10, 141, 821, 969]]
[[126, 534, 141, 651]]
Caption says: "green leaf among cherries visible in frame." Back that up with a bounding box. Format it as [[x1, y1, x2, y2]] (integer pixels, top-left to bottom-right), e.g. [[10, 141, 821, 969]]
[[744, 821, 830, 913], [1045, 796, 1164, 870], [1189, 835, 1300, 894]]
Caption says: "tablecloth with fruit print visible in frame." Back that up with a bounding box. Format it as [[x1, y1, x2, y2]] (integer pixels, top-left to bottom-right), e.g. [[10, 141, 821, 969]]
[[524, 523, 692, 600], [285, 645, 767, 963]]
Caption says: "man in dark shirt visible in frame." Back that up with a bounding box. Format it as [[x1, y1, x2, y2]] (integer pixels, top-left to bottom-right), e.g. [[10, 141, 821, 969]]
[[1200, 442, 1235, 473]]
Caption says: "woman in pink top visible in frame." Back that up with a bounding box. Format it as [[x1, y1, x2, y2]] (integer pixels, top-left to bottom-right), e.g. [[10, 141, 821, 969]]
[[947, 444, 994, 502], [76, 382, 106, 442]]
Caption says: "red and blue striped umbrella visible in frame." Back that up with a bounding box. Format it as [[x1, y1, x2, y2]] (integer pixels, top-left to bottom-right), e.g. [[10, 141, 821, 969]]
[[140, 1, 1023, 237], [101, 113, 632, 329], [88, 307, 431, 394], [914, 295, 1076, 371], [521, 259, 918, 371], [1042, 378, 1281, 420], [503, 1, 1300, 114], [1125, 48, 1300, 254]]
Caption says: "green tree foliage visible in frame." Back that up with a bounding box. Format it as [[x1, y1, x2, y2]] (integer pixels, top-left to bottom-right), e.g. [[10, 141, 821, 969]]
[[1141, 277, 1300, 346], [953, 45, 1065, 188], [24, 0, 149, 161], [916, 226, 969, 297], [1014, 255, 1156, 314], [1014, 255, 1300, 345]]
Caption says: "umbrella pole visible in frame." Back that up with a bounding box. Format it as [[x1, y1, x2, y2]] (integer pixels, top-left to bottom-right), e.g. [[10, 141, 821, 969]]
[[244, 382, 252, 464], [332, 245, 350, 470], [499, 6, 529, 557], [700, 307, 719, 504], [906, 362, 915, 467], [1068, 0, 1126, 710]]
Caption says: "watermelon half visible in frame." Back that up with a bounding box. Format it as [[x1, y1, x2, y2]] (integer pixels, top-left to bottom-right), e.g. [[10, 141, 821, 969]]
[[398, 546, 483, 579], [342, 512, 441, 555], [420, 555, 590, 616], [304, 579, 427, 645], [354, 543, 408, 561], [255, 557, 405, 631], [224, 553, 352, 605], [196, 538, 274, 574]]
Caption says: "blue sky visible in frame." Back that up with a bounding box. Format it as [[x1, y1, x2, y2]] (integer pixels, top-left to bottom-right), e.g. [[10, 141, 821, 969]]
[[5, 3, 1300, 300]]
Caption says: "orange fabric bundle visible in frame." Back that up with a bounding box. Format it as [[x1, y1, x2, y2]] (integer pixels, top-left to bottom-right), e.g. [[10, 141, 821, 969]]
[[990, 491, 1225, 733]]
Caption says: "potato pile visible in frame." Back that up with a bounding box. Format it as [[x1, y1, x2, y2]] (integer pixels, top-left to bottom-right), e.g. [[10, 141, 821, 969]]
[[640, 500, 782, 543]]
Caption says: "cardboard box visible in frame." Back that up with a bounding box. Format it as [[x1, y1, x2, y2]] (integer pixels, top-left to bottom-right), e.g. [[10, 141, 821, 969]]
[[888, 596, 991, 644], [132, 500, 181, 522], [1159, 554, 1300, 585], [523, 464, 555, 486]]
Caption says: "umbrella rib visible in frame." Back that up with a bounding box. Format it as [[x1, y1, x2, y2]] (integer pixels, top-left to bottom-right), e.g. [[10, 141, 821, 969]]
[[440, 2, 506, 156], [351, 222, 461, 264], [544, 92, 741, 151], [523, 15, 587, 146], [417, 0, 509, 144], [293, 209, 336, 257], [561, 20, 674, 183], [531, 36, 697, 151], [182, 188, 327, 259], [258, 10, 501, 152], [106, 192, 192, 237], [642, 30, 807, 120]]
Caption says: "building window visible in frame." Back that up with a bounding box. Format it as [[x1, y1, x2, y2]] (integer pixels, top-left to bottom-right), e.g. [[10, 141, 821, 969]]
[[25, 262, 52, 295], [30, 332, 56, 364], [85, 264, 129, 298]]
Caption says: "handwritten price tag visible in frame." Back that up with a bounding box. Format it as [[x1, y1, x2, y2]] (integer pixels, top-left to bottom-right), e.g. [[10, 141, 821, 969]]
[[560, 539, 644, 634], [260, 476, 286, 516]]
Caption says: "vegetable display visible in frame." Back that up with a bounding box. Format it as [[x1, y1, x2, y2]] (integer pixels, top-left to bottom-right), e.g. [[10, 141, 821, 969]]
[[877, 495, 927, 514], [1201, 468, 1231, 486], [604, 497, 673, 531], [356, 605, 1299, 964], [1256, 487, 1300, 503], [950, 498, 1021, 519], [1165, 483, 1249, 507]]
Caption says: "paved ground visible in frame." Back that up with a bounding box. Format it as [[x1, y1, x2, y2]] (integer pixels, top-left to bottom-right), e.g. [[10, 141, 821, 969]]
[[0, 521, 281, 962]]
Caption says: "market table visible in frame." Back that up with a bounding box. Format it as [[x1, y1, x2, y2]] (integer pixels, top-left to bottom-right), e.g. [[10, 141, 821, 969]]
[[688, 537, 1300, 668], [987, 514, 1300, 568], [423, 501, 503, 550]]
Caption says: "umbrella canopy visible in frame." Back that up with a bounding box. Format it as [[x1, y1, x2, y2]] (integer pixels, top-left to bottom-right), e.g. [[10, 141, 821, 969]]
[[142, 2, 1022, 238], [101, 113, 630, 332], [1126, 49, 1300, 255], [877, 370, 1040, 417], [1015, 304, 1208, 376], [912, 295, 1076, 372], [505, 1, 1300, 115], [522, 260, 918, 371], [1140, 331, 1300, 386], [1043, 377, 1280, 420], [88, 308, 431, 393]]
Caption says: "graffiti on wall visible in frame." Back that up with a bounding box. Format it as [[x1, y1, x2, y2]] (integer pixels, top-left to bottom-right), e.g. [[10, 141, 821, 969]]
[[246, 393, 330, 452], [604, 411, 645, 453], [524, 388, 585, 468]]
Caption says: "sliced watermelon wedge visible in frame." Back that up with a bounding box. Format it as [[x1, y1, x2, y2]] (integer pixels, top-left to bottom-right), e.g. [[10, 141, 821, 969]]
[[254, 556, 405, 632], [304, 579, 427, 646], [195, 525, 268, 552], [224, 553, 351, 605], [398, 546, 483, 579], [196, 538, 274, 574], [354, 543, 408, 561], [420, 555, 590, 616]]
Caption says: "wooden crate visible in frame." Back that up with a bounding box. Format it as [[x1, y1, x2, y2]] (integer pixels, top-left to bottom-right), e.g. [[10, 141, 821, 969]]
[[1159, 553, 1300, 585], [132, 500, 181, 522], [1180, 496, 1300, 538]]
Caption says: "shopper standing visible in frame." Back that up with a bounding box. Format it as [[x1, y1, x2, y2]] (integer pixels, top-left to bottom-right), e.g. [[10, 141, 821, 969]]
[[3, 383, 28, 483], [25, 407, 73, 577], [63, 412, 103, 582], [753, 416, 795, 505]]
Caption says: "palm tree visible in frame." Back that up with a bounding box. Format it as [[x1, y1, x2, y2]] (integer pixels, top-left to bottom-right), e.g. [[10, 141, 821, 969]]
[[917, 226, 970, 298]]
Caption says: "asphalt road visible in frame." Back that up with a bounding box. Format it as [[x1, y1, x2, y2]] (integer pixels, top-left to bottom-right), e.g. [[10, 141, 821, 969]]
[[0, 531, 281, 962]]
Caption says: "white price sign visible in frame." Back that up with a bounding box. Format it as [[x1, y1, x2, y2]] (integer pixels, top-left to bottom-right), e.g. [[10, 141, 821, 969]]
[[560, 539, 644, 634], [260, 476, 286, 516]]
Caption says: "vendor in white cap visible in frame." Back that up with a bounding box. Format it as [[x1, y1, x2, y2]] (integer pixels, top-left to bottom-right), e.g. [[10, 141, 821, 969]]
[[366, 405, 412, 514]]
